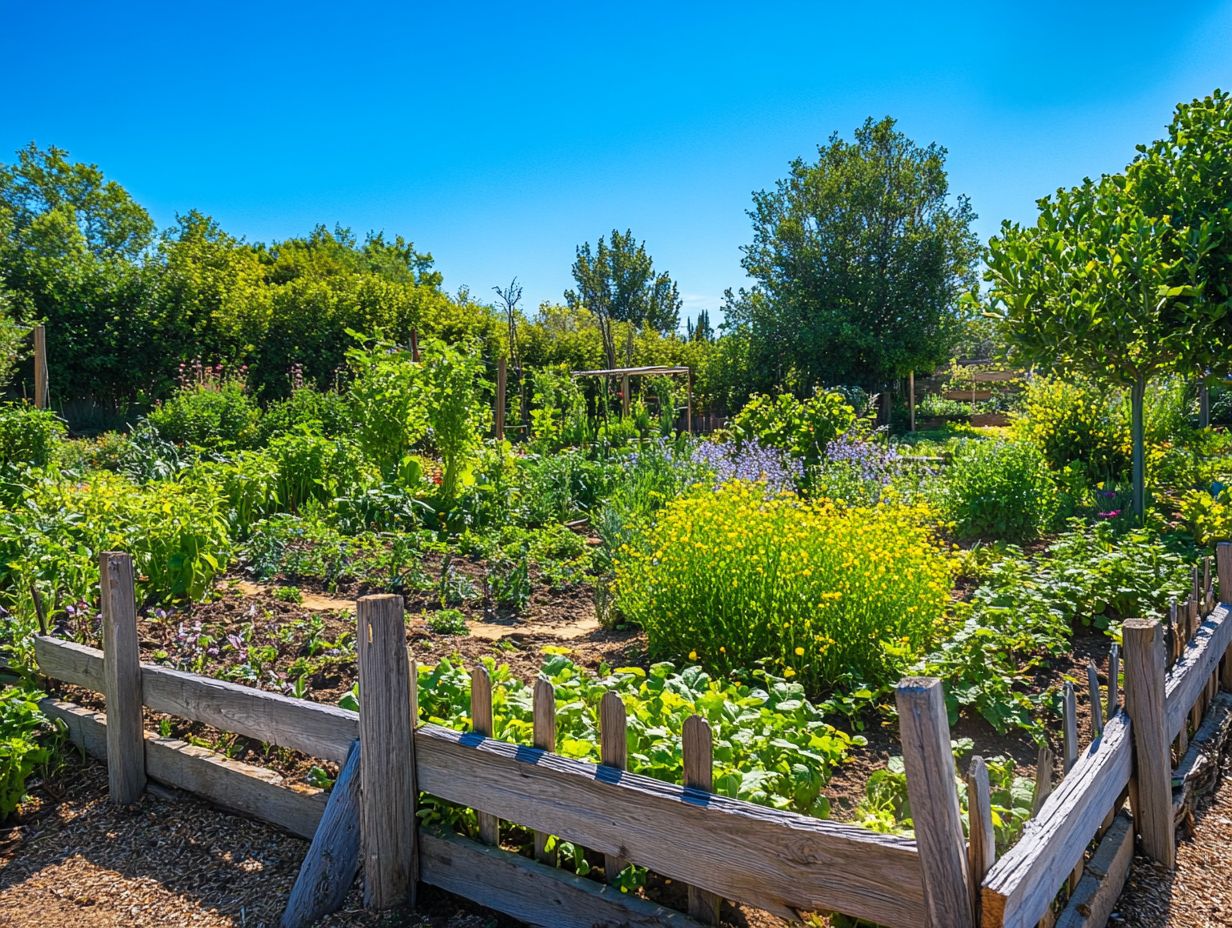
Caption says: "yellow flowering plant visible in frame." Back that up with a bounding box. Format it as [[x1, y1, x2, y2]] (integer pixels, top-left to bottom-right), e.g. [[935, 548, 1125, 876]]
[[615, 482, 958, 691]]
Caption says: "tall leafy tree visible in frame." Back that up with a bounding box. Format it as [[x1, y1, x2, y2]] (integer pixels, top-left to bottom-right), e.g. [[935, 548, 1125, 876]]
[[740, 116, 979, 394], [986, 91, 1232, 518], [565, 228, 682, 368]]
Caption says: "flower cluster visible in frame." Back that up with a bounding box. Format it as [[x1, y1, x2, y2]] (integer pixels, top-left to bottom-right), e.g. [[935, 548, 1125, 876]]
[[690, 438, 803, 495], [824, 431, 901, 484]]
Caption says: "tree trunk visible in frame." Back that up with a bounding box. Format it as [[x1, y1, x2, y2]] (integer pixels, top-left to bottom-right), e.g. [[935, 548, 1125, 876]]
[[1132, 376, 1146, 522]]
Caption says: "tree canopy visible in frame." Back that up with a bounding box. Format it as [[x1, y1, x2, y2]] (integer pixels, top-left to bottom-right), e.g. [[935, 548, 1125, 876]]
[[738, 116, 979, 394]]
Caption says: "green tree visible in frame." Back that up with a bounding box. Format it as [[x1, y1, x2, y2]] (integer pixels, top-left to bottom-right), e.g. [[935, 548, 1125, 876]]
[[739, 116, 979, 394], [565, 229, 682, 368], [987, 162, 1225, 518]]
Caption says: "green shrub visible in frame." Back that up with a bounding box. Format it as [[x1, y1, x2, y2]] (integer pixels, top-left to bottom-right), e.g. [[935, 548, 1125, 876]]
[[146, 381, 261, 450], [615, 483, 956, 690], [258, 385, 352, 443], [345, 337, 427, 478], [422, 341, 488, 500], [1012, 376, 1125, 479], [944, 441, 1057, 542], [180, 452, 282, 537], [726, 388, 857, 467], [267, 432, 367, 513], [0, 404, 64, 467]]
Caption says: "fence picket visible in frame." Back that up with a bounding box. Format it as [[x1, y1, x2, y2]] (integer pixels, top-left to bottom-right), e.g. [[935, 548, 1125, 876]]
[[1123, 618, 1175, 869], [600, 691, 629, 883], [101, 551, 145, 804], [1062, 683, 1078, 773], [966, 755, 996, 923], [532, 679, 556, 865], [1107, 644, 1119, 721], [683, 715, 722, 924], [1087, 662, 1103, 735], [471, 666, 500, 846]]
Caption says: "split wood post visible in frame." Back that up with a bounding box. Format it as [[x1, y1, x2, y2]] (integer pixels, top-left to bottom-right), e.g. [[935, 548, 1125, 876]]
[[1107, 644, 1120, 721], [33, 323, 48, 410], [495, 357, 506, 440], [1220, 543, 1232, 691], [621, 373, 630, 418], [1204, 556, 1214, 613], [895, 677, 974, 928], [686, 368, 693, 435], [1189, 596, 1205, 726], [532, 678, 556, 864], [1200, 383, 1211, 429], [410, 329, 419, 362], [600, 691, 629, 883], [471, 666, 500, 846], [1122, 618, 1176, 869], [101, 552, 145, 804], [357, 594, 417, 908], [966, 755, 996, 924], [683, 715, 722, 924], [1087, 661, 1104, 735], [1062, 682, 1078, 773]]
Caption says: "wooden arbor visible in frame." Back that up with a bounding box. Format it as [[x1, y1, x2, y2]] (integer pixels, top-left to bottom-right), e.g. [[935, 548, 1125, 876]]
[[569, 365, 693, 434]]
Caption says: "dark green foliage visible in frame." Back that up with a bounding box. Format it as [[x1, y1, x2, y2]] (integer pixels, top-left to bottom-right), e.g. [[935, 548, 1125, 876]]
[[146, 382, 261, 450], [257, 384, 352, 442]]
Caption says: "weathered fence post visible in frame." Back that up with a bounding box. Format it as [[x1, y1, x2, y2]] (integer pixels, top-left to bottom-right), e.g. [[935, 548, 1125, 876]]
[[1218, 543, 1232, 691], [101, 551, 145, 804], [495, 357, 506, 440], [33, 323, 48, 410], [357, 594, 417, 908], [1122, 618, 1175, 869], [896, 677, 974, 928]]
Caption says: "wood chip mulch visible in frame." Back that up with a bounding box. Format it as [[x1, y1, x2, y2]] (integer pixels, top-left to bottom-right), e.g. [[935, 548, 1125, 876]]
[[0, 757, 503, 928], [1113, 743, 1232, 927]]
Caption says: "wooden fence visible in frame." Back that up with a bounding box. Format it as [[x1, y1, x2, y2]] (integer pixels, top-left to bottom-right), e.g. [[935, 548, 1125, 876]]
[[29, 546, 1232, 928]]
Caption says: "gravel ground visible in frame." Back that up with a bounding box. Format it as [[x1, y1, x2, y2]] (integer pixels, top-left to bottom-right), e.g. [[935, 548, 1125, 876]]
[[0, 758, 504, 928], [1113, 744, 1232, 928]]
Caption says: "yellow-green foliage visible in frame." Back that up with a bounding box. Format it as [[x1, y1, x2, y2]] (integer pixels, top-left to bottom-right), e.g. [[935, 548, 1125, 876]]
[[615, 483, 957, 690], [1177, 489, 1232, 546], [1012, 376, 1126, 478]]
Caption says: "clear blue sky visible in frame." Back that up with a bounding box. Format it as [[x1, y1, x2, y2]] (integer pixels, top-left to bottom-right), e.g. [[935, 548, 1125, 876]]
[[3, 2, 1230, 326]]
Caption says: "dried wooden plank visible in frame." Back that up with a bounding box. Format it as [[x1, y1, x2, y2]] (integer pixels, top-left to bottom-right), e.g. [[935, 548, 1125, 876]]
[[33, 635, 359, 762], [531, 678, 556, 865], [1165, 604, 1232, 740], [967, 755, 996, 924], [1054, 812, 1133, 928], [600, 690, 630, 883], [419, 829, 704, 928], [357, 595, 417, 909], [413, 723, 925, 928], [470, 666, 500, 847], [1062, 683, 1078, 773], [684, 715, 722, 924], [101, 552, 145, 804], [896, 677, 973, 928], [980, 714, 1133, 928], [1106, 645, 1119, 721], [281, 739, 362, 928], [1087, 663, 1103, 735], [40, 697, 329, 839], [1123, 618, 1175, 870]]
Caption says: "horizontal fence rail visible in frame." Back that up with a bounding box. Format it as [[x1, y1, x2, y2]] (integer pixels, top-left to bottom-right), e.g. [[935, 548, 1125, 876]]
[[33, 633, 924, 928]]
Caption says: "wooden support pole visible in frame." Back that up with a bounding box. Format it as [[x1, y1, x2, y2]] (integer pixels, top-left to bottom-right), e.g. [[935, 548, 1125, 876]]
[[101, 552, 145, 804], [686, 368, 693, 435], [1200, 383, 1211, 429], [410, 329, 420, 362], [1087, 662, 1103, 735], [895, 677, 974, 928], [1219, 542, 1232, 605], [600, 691, 629, 883], [1107, 644, 1119, 721], [471, 666, 500, 847], [684, 715, 722, 924], [621, 373, 630, 417], [1062, 682, 1078, 773], [495, 357, 506, 440], [909, 371, 916, 433], [966, 755, 996, 924], [532, 678, 556, 865], [357, 594, 417, 908], [1122, 618, 1175, 869], [33, 323, 48, 409]]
